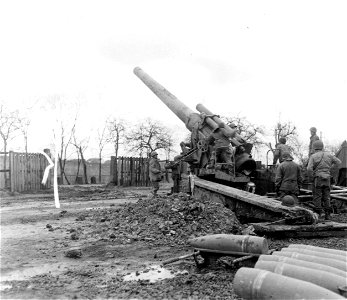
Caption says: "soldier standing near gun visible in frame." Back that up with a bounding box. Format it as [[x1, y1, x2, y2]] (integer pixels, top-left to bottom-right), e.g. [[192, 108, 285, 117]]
[[149, 151, 162, 198], [273, 137, 291, 165], [309, 127, 320, 157], [165, 155, 183, 194], [275, 151, 303, 204], [206, 122, 234, 165], [307, 140, 341, 220]]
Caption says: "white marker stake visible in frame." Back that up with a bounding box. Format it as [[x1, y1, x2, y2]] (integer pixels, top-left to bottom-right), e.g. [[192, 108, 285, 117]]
[[53, 147, 60, 209], [40, 150, 60, 208], [40, 151, 54, 185]]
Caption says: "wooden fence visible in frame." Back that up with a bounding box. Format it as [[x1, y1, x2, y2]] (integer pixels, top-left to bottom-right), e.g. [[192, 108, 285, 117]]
[[0, 151, 51, 192], [110, 156, 151, 187]]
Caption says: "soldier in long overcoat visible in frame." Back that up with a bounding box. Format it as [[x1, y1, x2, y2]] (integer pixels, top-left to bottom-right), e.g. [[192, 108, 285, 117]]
[[149, 151, 162, 197]]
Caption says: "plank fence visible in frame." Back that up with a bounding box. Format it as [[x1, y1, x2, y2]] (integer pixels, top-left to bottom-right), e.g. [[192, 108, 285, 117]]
[[110, 156, 171, 187], [110, 156, 149, 187], [0, 151, 51, 193]]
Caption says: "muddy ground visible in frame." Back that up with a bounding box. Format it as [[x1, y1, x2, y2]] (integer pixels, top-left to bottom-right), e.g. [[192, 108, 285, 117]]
[[1, 184, 346, 300]]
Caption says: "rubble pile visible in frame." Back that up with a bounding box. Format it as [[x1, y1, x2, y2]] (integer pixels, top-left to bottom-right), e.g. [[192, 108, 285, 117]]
[[83, 193, 242, 246]]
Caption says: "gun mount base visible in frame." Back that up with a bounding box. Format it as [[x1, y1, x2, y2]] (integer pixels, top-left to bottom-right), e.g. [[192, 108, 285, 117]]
[[192, 177, 316, 225]]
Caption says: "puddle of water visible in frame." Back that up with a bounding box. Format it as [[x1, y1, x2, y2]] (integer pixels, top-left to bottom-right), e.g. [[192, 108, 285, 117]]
[[0, 283, 12, 291], [123, 265, 187, 283], [0, 262, 76, 281]]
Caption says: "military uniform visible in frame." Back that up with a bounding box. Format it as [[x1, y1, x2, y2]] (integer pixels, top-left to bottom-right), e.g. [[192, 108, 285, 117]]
[[275, 153, 302, 202], [309, 134, 320, 156], [307, 142, 341, 218], [149, 152, 162, 197], [207, 125, 233, 164], [165, 155, 182, 194], [273, 143, 291, 164]]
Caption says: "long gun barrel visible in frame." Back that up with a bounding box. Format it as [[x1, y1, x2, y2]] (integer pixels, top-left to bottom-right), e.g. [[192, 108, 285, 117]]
[[134, 67, 197, 129], [134, 67, 256, 175], [134, 67, 216, 137]]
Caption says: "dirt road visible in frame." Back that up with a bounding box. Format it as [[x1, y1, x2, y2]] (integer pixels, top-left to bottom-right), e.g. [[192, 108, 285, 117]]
[[1, 184, 226, 299], [1, 185, 346, 299], [1, 186, 170, 298]]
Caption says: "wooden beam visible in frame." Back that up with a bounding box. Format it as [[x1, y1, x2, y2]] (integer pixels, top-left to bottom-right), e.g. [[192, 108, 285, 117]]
[[330, 189, 347, 194], [194, 177, 316, 224], [331, 194, 347, 202], [332, 185, 346, 190], [251, 221, 347, 238], [298, 195, 312, 199]]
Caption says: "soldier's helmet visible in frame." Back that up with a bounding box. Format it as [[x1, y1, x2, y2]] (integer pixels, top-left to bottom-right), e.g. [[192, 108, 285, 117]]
[[282, 151, 293, 161], [281, 195, 295, 207], [150, 151, 158, 157], [229, 123, 237, 129], [310, 127, 317, 133], [313, 140, 324, 150], [279, 137, 287, 144]]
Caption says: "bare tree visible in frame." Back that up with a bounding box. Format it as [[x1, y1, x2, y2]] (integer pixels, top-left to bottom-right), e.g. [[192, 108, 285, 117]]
[[72, 139, 82, 184], [42, 94, 81, 185], [16, 114, 31, 190], [269, 121, 298, 152], [72, 128, 89, 184], [17, 116, 31, 154], [107, 118, 126, 185], [55, 116, 77, 185], [222, 115, 265, 150], [96, 120, 110, 183], [324, 141, 343, 155], [290, 136, 308, 165], [125, 118, 174, 157], [108, 118, 126, 158], [0, 105, 20, 182]]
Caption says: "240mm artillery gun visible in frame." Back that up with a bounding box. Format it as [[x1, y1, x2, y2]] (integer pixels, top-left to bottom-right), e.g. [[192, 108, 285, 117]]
[[133, 67, 257, 189], [133, 67, 331, 228]]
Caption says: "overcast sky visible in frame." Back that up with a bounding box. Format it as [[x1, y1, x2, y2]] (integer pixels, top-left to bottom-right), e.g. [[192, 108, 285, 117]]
[[1, 0, 346, 159]]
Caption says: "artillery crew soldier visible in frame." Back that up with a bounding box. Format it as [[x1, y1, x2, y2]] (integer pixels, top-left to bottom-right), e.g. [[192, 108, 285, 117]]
[[273, 137, 291, 165], [309, 127, 320, 157], [207, 122, 233, 164], [148, 151, 162, 198], [275, 151, 303, 203], [307, 140, 341, 220], [165, 155, 183, 194]]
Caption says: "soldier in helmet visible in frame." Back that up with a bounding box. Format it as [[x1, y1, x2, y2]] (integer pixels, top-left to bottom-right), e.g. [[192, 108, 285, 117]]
[[281, 195, 295, 207], [309, 127, 320, 157], [275, 151, 303, 203], [149, 151, 162, 197], [273, 137, 291, 165], [307, 140, 341, 220]]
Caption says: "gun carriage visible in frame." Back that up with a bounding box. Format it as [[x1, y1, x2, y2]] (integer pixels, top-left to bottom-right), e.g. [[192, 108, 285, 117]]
[[133, 67, 347, 235]]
